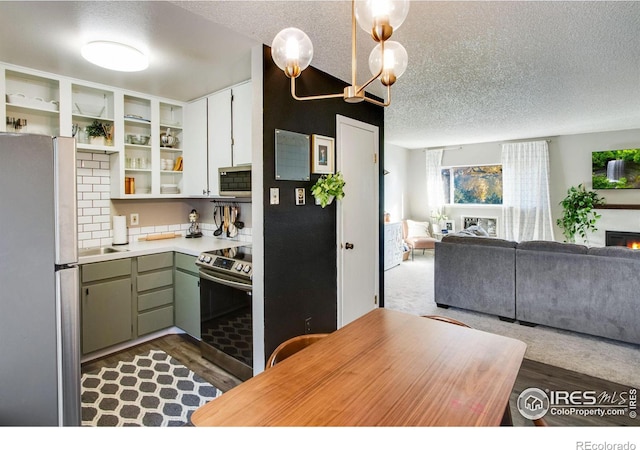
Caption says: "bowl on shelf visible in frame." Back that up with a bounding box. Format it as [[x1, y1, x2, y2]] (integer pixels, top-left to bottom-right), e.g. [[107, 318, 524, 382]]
[[127, 134, 150, 145], [73, 102, 105, 117]]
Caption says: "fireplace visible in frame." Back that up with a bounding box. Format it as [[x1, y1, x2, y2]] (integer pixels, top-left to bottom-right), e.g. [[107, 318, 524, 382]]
[[605, 230, 640, 249]]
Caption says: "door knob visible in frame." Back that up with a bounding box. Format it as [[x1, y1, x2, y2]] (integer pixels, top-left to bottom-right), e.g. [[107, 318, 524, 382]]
[[345, 242, 354, 250]]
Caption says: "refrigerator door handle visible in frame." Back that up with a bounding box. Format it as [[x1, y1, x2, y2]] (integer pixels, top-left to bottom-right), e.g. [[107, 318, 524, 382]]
[[54, 137, 78, 265], [56, 266, 81, 426]]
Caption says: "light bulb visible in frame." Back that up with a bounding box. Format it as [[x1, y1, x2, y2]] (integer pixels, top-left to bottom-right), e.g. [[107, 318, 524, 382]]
[[271, 27, 314, 78], [368, 41, 408, 86], [355, 0, 410, 41]]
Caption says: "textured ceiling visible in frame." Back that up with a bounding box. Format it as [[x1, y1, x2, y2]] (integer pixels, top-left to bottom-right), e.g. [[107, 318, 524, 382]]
[[1, 1, 639, 150]]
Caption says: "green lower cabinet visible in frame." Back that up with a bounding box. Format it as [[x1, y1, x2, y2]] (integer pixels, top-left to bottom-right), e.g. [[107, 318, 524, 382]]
[[82, 277, 132, 354], [174, 269, 201, 339], [136, 253, 175, 337]]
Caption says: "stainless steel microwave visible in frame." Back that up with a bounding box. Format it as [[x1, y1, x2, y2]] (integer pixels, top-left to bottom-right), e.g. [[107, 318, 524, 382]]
[[218, 165, 251, 197]]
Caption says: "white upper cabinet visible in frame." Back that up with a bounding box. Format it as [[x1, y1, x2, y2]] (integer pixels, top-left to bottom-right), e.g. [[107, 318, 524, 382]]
[[208, 88, 233, 197], [184, 80, 252, 197], [231, 81, 252, 166], [183, 97, 208, 196], [1, 62, 252, 199]]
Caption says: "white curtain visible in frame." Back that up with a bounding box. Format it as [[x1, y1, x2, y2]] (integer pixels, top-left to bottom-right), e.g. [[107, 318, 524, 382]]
[[501, 141, 555, 241], [425, 149, 444, 219]]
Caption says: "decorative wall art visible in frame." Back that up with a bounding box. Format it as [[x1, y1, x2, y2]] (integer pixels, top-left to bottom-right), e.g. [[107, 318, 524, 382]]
[[311, 134, 335, 174]]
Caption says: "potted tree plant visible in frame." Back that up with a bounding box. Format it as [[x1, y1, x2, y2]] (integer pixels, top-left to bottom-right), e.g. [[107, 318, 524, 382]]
[[86, 119, 107, 145], [556, 183, 605, 244], [311, 172, 346, 208]]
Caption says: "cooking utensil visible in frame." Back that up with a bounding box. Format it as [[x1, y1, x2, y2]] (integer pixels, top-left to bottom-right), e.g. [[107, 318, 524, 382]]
[[228, 206, 238, 237], [223, 206, 230, 235], [234, 205, 245, 229], [213, 206, 223, 236]]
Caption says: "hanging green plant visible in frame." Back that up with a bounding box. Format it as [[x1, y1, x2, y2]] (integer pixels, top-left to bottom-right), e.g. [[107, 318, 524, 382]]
[[311, 172, 346, 208], [556, 183, 605, 243]]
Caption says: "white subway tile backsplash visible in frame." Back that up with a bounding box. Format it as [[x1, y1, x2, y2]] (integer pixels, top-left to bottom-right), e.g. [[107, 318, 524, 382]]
[[83, 207, 100, 216], [76, 150, 253, 250], [76, 153, 112, 249], [81, 160, 100, 169], [82, 176, 100, 184], [92, 153, 109, 162], [77, 168, 93, 176], [83, 223, 101, 232]]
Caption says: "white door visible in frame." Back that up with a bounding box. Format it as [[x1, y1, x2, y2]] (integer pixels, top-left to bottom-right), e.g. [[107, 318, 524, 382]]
[[336, 115, 379, 327]]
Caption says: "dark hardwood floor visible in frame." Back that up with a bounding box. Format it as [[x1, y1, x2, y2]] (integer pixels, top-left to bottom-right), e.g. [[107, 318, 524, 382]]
[[81, 333, 243, 393], [82, 333, 637, 427]]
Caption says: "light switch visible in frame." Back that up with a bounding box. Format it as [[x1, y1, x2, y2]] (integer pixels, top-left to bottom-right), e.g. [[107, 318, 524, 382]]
[[270, 188, 279, 205]]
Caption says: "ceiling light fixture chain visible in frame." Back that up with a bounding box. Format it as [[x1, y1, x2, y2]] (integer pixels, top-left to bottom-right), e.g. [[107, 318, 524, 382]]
[[271, 0, 409, 107]]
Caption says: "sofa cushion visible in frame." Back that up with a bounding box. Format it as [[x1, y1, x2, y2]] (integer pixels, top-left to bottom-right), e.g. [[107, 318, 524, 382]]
[[517, 240, 588, 254], [406, 220, 431, 238], [441, 234, 517, 249], [588, 246, 640, 260], [457, 225, 490, 237]]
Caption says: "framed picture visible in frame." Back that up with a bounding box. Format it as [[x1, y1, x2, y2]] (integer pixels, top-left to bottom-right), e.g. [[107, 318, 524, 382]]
[[295, 187, 305, 205], [311, 134, 335, 174], [462, 216, 498, 237], [444, 220, 456, 233]]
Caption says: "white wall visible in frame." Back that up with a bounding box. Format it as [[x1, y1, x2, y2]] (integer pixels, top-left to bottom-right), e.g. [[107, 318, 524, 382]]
[[399, 127, 640, 243], [383, 143, 409, 223]]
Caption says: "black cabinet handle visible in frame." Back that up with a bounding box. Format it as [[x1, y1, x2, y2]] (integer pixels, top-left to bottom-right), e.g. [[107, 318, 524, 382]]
[[345, 242, 354, 250]]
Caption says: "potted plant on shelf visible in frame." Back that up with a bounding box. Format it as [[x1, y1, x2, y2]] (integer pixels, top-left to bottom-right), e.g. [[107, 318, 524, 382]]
[[86, 119, 107, 146], [311, 172, 346, 208], [557, 183, 605, 244]]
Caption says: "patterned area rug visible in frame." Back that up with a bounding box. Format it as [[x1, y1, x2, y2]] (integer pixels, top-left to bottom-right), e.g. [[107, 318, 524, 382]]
[[82, 350, 222, 426]]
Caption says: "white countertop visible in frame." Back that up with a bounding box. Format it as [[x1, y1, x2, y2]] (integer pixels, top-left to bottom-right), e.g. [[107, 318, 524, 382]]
[[78, 237, 247, 265]]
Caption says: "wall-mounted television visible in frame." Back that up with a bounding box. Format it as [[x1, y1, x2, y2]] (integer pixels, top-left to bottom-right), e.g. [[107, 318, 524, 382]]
[[592, 148, 640, 189]]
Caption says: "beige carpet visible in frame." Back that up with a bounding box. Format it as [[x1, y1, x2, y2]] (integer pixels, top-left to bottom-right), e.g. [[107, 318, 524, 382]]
[[384, 250, 640, 388]]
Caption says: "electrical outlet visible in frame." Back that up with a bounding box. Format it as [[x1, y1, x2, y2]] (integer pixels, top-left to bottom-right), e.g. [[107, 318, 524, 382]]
[[130, 213, 139, 226], [305, 317, 312, 334], [270, 187, 279, 205]]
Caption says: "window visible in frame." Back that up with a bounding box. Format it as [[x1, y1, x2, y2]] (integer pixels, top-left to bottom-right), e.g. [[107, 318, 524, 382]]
[[441, 165, 503, 205]]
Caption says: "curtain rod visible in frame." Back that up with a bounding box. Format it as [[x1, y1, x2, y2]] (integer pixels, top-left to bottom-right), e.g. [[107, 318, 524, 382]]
[[425, 138, 553, 152]]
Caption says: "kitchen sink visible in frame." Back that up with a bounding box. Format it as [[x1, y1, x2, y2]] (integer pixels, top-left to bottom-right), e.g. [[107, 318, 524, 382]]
[[78, 246, 129, 257]]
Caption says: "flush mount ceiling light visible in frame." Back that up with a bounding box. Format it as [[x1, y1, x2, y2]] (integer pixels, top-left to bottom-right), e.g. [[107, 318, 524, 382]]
[[271, 0, 409, 107], [81, 41, 149, 72]]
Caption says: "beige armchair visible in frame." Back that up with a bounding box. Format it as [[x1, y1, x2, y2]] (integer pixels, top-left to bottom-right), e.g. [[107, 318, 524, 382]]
[[402, 219, 436, 260]]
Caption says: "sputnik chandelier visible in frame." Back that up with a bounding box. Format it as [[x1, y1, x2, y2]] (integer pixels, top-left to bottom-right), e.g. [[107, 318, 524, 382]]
[[270, 0, 410, 107]]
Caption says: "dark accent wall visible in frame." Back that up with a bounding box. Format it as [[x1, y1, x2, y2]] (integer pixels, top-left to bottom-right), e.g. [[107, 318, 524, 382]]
[[262, 45, 385, 357]]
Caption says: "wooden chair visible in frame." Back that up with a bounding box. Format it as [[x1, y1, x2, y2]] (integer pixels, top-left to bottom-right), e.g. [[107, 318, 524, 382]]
[[421, 314, 549, 427], [265, 333, 330, 369]]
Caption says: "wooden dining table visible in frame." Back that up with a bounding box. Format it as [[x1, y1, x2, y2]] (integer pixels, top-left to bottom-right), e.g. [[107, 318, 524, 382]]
[[191, 308, 527, 426]]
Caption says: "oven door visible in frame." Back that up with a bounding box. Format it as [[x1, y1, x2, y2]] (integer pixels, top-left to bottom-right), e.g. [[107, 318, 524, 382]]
[[199, 268, 253, 381]]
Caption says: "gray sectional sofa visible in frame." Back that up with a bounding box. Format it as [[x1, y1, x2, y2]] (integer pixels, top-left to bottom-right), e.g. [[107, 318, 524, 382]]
[[434, 235, 640, 345]]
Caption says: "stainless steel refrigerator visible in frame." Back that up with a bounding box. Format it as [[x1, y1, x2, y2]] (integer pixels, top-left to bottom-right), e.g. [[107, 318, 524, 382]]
[[0, 133, 80, 426]]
